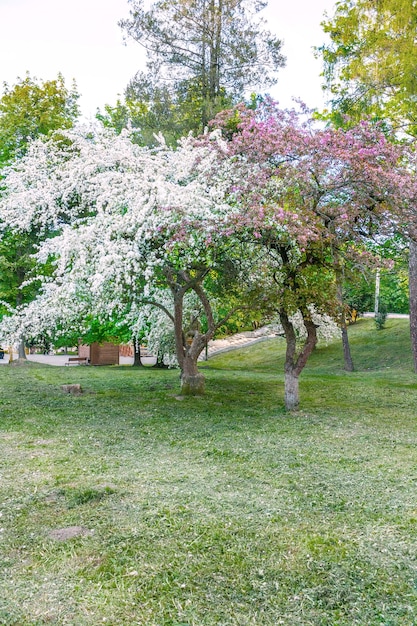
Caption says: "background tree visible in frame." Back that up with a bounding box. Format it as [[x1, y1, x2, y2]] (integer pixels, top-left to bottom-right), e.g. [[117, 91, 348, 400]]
[[318, 0, 417, 132], [109, 0, 285, 143], [0, 74, 80, 357], [318, 0, 417, 370], [343, 237, 410, 316], [96, 83, 181, 147], [0, 74, 79, 166]]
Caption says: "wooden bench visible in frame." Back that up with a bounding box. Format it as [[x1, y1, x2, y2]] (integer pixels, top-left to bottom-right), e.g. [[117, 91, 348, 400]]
[[65, 356, 89, 366]]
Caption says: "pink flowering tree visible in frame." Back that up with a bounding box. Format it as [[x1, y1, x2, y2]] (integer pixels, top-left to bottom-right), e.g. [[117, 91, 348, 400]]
[[209, 102, 417, 409]]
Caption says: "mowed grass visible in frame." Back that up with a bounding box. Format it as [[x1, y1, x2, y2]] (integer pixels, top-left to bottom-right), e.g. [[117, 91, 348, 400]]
[[1, 318, 417, 625]]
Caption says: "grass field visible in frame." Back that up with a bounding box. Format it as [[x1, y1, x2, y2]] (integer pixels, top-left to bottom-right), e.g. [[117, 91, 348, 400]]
[[1, 318, 417, 625]]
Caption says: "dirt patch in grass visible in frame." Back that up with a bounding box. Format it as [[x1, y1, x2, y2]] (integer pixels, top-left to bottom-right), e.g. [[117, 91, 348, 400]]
[[48, 526, 94, 541], [61, 383, 83, 395]]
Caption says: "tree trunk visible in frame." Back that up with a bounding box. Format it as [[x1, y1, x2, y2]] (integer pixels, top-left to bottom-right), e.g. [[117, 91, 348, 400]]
[[279, 308, 318, 411], [18, 338, 27, 360], [15, 281, 27, 359], [165, 267, 238, 396], [336, 272, 354, 371], [133, 342, 143, 367], [154, 350, 169, 368], [181, 353, 205, 395], [409, 239, 417, 372], [341, 325, 354, 372], [284, 367, 299, 411], [171, 284, 206, 395]]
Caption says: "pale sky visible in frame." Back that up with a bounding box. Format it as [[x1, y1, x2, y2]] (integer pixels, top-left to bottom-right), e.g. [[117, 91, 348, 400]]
[[0, 0, 336, 120]]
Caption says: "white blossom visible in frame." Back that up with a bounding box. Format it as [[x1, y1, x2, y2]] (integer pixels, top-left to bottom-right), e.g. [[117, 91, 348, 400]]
[[0, 124, 233, 344]]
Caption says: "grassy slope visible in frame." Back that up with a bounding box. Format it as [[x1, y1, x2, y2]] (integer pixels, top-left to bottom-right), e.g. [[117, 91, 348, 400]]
[[1, 319, 417, 625]]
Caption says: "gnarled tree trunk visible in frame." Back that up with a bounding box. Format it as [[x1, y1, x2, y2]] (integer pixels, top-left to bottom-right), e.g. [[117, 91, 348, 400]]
[[179, 326, 209, 396], [165, 267, 241, 396], [170, 275, 208, 396], [280, 308, 318, 411]]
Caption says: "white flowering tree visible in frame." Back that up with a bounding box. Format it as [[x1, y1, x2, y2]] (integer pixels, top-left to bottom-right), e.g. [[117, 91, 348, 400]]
[[0, 125, 257, 394]]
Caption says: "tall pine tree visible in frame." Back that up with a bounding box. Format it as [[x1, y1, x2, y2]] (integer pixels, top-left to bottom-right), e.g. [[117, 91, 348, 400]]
[[104, 0, 285, 143]]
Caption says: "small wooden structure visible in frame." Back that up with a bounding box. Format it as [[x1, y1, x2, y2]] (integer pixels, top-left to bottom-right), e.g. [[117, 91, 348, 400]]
[[78, 342, 119, 366]]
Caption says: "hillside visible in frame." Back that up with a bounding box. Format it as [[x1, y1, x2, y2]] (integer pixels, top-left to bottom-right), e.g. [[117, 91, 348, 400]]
[[0, 318, 416, 625]]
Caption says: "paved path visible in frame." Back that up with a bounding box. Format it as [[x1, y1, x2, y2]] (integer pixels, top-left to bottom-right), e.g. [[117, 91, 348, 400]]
[[198, 328, 280, 360], [0, 327, 281, 367], [362, 312, 409, 318]]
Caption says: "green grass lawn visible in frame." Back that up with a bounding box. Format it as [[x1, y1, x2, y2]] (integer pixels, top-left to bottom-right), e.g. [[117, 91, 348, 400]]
[[1, 319, 417, 625]]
